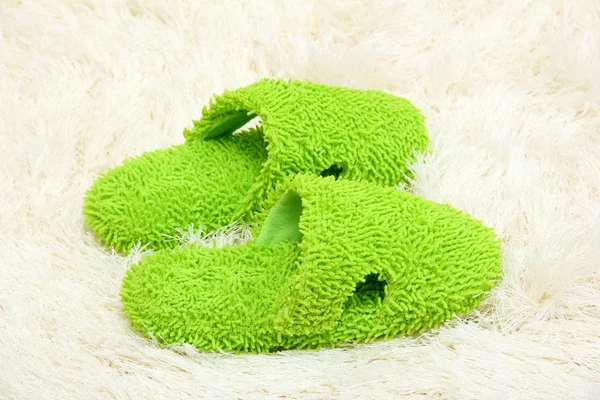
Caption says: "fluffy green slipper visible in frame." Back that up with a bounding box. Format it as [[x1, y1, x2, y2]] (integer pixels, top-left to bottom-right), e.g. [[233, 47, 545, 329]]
[[120, 174, 502, 353], [84, 78, 429, 252]]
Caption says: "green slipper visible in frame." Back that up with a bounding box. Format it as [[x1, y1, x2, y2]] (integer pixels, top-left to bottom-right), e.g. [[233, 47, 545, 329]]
[[84, 78, 429, 253], [120, 174, 502, 353]]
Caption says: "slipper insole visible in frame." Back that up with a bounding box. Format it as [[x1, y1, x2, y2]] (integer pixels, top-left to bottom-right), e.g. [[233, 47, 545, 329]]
[[83, 129, 267, 252], [120, 241, 386, 352]]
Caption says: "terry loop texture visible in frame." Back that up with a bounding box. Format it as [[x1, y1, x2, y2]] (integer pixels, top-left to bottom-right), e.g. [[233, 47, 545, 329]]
[[83, 79, 429, 253], [6, 1, 600, 397], [83, 129, 267, 252], [120, 175, 502, 353]]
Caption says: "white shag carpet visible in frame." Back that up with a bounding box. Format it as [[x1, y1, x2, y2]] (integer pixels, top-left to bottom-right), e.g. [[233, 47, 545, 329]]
[[2, 1, 600, 399]]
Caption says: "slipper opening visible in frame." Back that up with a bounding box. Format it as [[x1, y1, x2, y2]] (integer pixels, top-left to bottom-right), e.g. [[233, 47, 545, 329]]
[[320, 164, 344, 179], [201, 110, 258, 140], [354, 273, 386, 300], [344, 272, 387, 311], [255, 191, 303, 246]]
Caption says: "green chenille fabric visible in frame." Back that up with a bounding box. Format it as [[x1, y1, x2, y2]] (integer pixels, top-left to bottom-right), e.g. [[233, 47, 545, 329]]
[[120, 175, 502, 353], [83, 79, 429, 252]]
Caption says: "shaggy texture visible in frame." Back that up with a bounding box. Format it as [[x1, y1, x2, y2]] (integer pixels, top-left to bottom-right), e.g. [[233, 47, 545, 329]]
[[83, 78, 428, 252], [121, 175, 501, 352], [83, 127, 268, 252], [1, 0, 599, 398]]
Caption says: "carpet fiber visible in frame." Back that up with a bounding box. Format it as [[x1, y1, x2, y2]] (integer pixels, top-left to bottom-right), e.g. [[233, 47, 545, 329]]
[[1, 1, 599, 399]]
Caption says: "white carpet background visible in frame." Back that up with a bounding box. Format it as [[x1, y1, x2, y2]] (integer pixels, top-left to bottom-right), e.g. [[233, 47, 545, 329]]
[[1, 1, 600, 398]]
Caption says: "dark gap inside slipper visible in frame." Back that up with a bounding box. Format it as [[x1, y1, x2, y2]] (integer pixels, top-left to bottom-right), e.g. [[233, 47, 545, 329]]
[[255, 191, 303, 246], [344, 273, 387, 312], [354, 273, 386, 300], [320, 164, 344, 179]]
